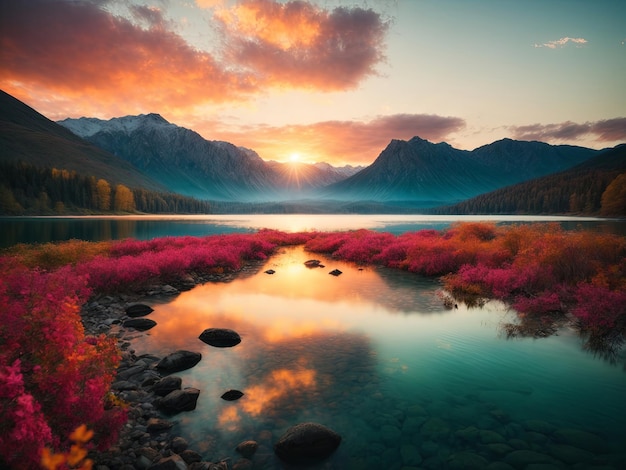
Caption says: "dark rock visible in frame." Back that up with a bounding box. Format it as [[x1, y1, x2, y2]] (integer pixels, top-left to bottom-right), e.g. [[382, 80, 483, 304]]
[[146, 418, 174, 433], [304, 260, 321, 268], [180, 450, 202, 465], [112, 380, 139, 391], [221, 390, 244, 401], [448, 451, 488, 470], [264, 269, 275, 275], [156, 351, 202, 373], [552, 428, 609, 453], [232, 459, 252, 470], [152, 376, 183, 396], [157, 388, 200, 414], [125, 303, 154, 317], [328, 269, 342, 276], [171, 437, 188, 453], [137, 447, 161, 463], [124, 318, 157, 331], [274, 422, 341, 464], [236, 440, 258, 459], [503, 450, 557, 468], [148, 454, 187, 470], [199, 328, 241, 348], [117, 363, 148, 381]]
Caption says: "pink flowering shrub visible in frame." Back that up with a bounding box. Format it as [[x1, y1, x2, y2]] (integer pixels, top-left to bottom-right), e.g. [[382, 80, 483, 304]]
[[512, 291, 563, 316], [331, 230, 396, 264], [0, 261, 125, 469], [572, 284, 626, 330]]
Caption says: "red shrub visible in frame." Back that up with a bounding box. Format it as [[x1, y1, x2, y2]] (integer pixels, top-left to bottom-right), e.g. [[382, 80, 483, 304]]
[[0, 263, 124, 469], [572, 284, 626, 330]]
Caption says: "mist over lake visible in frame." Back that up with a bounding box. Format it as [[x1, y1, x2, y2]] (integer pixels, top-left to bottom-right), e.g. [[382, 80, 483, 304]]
[[1, 214, 624, 248]]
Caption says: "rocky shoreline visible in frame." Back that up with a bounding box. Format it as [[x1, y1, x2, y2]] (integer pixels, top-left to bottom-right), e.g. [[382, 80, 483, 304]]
[[81, 265, 262, 470]]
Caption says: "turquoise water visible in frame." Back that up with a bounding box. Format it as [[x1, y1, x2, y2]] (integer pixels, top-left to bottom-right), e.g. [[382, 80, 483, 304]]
[[132, 246, 626, 469]]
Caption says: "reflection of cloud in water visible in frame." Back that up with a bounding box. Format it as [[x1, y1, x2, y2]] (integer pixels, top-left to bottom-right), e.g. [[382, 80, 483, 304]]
[[219, 367, 318, 429]]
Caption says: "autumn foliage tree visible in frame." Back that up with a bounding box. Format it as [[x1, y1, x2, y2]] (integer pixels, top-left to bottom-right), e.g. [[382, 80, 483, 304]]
[[601, 172, 626, 216], [113, 184, 135, 212]]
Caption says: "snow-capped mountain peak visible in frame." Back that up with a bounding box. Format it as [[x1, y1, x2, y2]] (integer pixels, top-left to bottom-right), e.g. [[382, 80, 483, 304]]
[[58, 113, 173, 138]]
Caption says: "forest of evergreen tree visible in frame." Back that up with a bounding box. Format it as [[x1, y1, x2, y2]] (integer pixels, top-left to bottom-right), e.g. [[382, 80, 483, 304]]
[[0, 161, 213, 215], [432, 168, 626, 216]]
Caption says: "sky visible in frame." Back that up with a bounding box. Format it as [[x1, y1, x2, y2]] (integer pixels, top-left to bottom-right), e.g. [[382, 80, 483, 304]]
[[1, 0, 625, 166]]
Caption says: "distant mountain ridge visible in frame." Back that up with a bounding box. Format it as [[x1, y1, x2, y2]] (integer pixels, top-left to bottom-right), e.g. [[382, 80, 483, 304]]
[[60, 113, 601, 206], [59, 114, 361, 201], [323, 136, 598, 205]]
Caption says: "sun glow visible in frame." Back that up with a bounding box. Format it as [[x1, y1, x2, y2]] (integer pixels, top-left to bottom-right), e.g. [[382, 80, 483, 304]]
[[289, 152, 300, 162]]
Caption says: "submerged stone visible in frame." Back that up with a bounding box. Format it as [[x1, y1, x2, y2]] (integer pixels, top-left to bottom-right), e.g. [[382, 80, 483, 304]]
[[199, 328, 241, 347], [448, 451, 489, 470], [236, 440, 259, 458], [157, 388, 200, 414], [151, 376, 182, 396], [274, 422, 341, 464], [156, 350, 202, 372], [552, 428, 609, 453], [304, 260, 321, 268], [221, 389, 244, 401], [503, 450, 558, 468], [329, 269, 342, 276]]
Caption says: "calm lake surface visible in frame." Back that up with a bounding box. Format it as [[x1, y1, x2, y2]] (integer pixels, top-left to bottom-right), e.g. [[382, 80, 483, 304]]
[[129, 245, 626, 469], [1, 214, 625, 248]]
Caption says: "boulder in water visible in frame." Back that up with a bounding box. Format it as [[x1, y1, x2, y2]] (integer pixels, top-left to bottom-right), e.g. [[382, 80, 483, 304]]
[[199, 328, 241, 347], [274, 422, 341, 464]]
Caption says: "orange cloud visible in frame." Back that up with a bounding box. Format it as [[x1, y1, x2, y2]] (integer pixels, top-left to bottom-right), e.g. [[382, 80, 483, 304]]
[[0, 0, 257, 118], [214, 0, 389, 90], [201, 113, 466, 165], [0, 0, 389, 118]]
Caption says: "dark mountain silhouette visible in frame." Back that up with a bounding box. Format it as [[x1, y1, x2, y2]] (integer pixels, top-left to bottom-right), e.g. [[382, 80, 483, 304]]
[[323, 136, 598, 205], [0, 90, 164, 191], [59, 115, 360, 201], [433, 144, 626, 215]]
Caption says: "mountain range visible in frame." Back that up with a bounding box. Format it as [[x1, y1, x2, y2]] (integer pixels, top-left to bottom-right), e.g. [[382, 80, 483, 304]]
[[2, 89, 622, 213], [59, 114, 362, 201]]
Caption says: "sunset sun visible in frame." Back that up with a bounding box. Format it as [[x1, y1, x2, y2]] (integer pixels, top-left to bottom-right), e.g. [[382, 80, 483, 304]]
[[289, 152, 300, 162]]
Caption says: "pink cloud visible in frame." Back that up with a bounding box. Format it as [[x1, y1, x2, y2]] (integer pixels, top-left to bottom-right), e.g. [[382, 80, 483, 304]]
[[510, 118, 626, 143], [203, 113, 466, 165]]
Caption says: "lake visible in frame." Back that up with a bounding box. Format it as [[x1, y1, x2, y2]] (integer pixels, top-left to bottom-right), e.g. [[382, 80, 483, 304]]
[[1, 214, 625, 248], [3, 214, 625, 468], [128, 245, 626, 469]]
